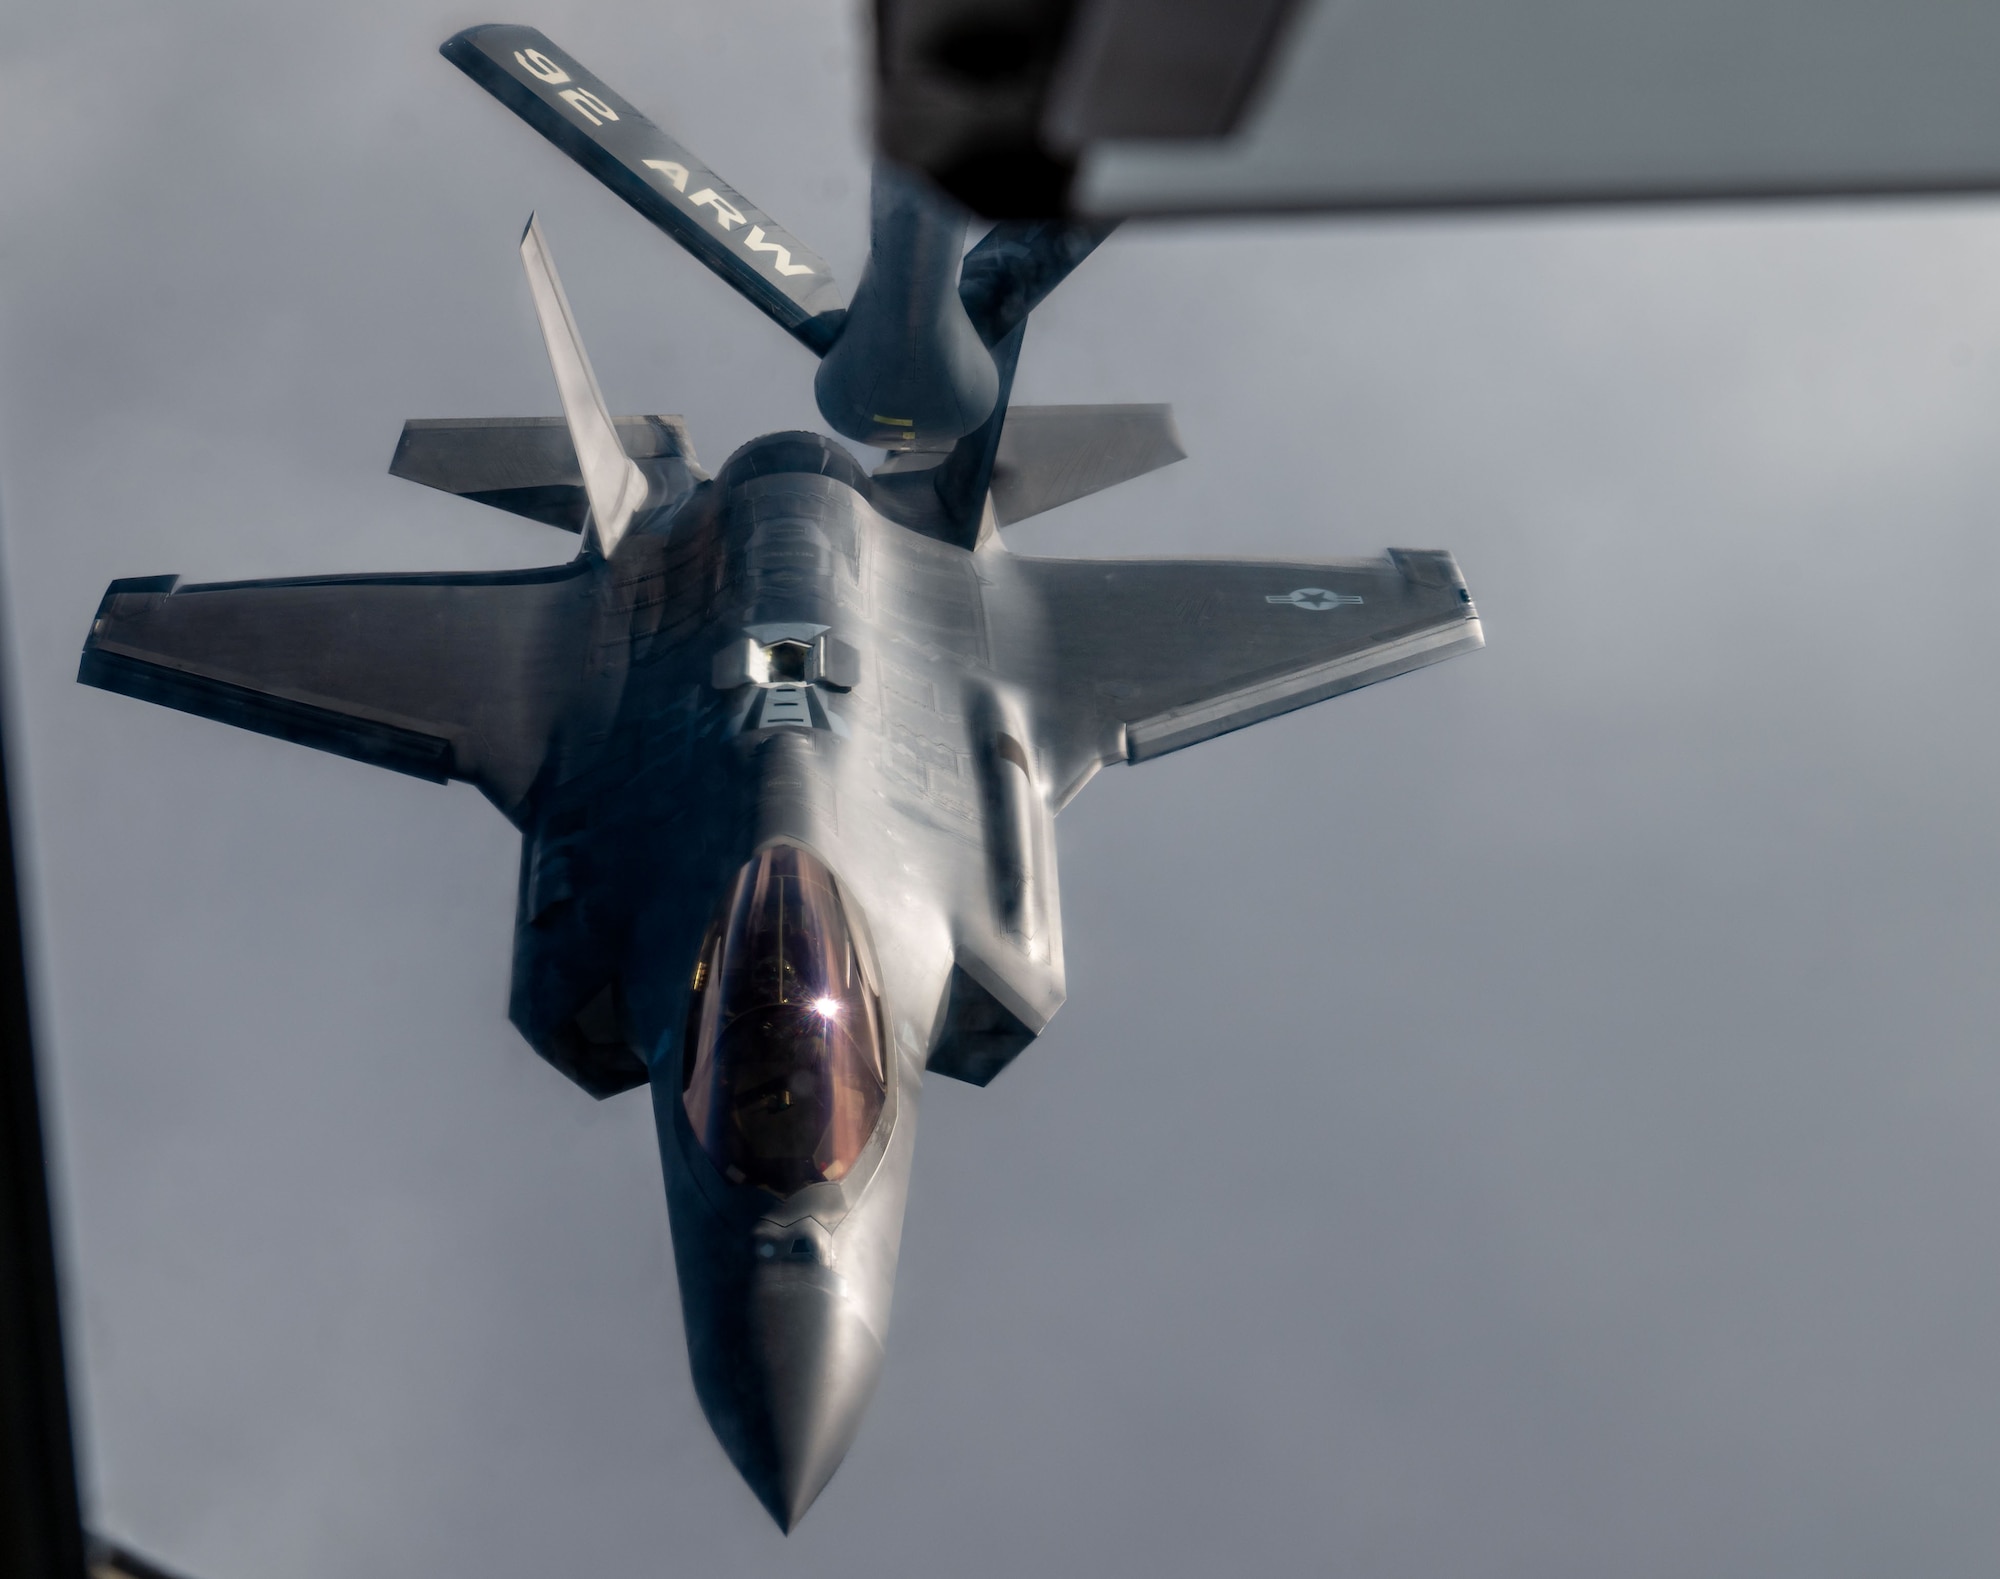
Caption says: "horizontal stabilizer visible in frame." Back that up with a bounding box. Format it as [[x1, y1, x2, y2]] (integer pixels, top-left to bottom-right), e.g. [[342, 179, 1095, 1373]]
[[390, 415, 701, 532], [991, 404, 1184, 525], [443, 25, 845, 352]]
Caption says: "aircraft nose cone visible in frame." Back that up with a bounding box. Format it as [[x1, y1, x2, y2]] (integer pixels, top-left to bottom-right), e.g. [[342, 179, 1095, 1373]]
[[697, 1269, 886, 1532]]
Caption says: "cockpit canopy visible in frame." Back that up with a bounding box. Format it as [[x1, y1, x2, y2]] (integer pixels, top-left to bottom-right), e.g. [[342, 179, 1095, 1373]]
[[681, 844, 887, 1197]]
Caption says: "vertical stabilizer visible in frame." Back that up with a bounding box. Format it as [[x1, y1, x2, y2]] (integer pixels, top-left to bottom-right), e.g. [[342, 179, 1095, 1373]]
[[518, 215, 650, 555]]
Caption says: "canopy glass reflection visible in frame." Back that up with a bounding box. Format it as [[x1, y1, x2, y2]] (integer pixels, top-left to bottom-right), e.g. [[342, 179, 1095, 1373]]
[[682, 845, 886, 1196]]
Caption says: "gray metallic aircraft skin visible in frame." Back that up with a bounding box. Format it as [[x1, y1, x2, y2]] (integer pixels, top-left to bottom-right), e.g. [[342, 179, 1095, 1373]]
[[74, 24, 1485, 1532], [560, 438, 1037, 1527]]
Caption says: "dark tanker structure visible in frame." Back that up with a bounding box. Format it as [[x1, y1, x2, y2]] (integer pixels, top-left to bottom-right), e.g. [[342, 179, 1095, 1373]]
[[75, 26, 1483, 1531]]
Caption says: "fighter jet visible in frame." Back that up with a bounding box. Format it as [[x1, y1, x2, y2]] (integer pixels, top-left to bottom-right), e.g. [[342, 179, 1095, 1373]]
[[74, 26, 1483, 1531]]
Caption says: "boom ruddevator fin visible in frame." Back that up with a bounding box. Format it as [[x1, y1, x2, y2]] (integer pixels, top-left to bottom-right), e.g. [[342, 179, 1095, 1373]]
[[444, 24, 847, 353], [518, 216, 651, 557]]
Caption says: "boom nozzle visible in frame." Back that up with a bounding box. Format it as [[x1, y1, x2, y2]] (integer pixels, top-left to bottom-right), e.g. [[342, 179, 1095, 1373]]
[[814, 164, 1000, 450]]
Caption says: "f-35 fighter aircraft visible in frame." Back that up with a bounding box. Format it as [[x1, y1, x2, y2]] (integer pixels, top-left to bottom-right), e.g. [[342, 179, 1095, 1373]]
[[75, 26, 1483, 1531]]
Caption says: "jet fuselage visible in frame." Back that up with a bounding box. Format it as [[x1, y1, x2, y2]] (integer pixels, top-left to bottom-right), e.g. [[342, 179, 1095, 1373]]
[[506, 431, 1055, 1525]]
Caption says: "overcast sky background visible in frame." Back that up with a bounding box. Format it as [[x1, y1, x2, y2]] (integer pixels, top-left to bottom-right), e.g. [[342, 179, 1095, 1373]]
[[6, 2, 2000, 1575]]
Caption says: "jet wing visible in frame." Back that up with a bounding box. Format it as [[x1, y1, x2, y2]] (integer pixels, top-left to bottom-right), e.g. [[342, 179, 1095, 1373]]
[[78, 565, 595, 817], [1010, 548, 1481, 796]]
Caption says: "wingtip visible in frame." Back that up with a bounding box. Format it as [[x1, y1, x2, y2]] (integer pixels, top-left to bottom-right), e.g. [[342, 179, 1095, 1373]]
[[439, 23, 502, 50], [437, 25, 487, 65]]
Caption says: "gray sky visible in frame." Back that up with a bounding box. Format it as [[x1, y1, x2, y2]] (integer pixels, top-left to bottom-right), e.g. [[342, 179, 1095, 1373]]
[[7, 3, 2000, 1575]]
